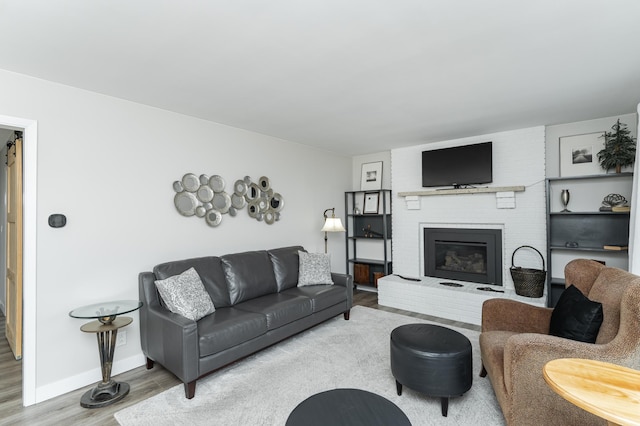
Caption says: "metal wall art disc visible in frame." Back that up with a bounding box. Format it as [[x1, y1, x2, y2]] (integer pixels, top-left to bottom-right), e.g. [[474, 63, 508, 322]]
[[257, 198, 269, 213], [258, 176, 270, 191], [175, 192, 198, 216], [247, 201, 259, 218], [205, 209, 222, 226], [209, 175, 226, 193], [231, 193, 246, 209], [196, 185, 214, 203], [212, 192, 231, 213], [234, 180, 247, 196], [245, 183, 261, 202], [264, 209, 276, 224], [182, 173, 200, 192], [270, 193, 284, 212]]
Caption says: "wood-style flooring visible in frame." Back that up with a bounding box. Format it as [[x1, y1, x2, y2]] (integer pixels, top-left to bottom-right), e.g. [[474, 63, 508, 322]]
[[0, 289, 479, 425]]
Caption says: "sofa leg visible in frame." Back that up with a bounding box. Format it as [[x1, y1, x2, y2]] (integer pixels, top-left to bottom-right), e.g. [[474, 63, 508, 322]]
[[343, 310, 350, 320], [480, 364, 487, 377], [146, 357, 154, 370], [185, 381, 196, 399]]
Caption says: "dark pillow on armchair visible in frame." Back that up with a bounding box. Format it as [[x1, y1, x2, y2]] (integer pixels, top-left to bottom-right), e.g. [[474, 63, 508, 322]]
[[549, 284, 603, 343]]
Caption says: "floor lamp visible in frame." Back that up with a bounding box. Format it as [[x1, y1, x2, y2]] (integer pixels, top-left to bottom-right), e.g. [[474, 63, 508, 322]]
[[322, 208, 345, 253]]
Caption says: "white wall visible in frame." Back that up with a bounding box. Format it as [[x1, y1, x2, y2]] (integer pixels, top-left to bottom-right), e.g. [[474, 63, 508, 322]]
[[352, 152, 391, 190], [0, 69, 351, 403], [546, 113, 638, 178], [391, 127, 547, 291]]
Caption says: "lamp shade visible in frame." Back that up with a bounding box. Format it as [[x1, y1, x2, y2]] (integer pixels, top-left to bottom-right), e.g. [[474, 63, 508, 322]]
[[321, 217, 345, 232]]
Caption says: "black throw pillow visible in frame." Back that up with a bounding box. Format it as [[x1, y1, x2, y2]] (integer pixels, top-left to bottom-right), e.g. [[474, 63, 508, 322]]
[[549, 285, 603, 343]]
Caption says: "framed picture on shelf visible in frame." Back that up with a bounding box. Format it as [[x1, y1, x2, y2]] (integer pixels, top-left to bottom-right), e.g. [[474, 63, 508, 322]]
[[559, 132, 606, 177], [363, 192, 380, 214], [360, 161, 383, 190]]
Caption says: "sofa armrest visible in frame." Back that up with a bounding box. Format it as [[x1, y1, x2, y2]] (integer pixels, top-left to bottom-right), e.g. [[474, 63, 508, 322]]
[[139, 272, 200, 384], [481, 298, 553, 334], [331, 272, 354, 309]]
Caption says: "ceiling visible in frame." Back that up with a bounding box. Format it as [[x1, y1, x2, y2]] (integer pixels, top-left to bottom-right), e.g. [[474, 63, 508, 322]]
[[1, 1, 639, 156]]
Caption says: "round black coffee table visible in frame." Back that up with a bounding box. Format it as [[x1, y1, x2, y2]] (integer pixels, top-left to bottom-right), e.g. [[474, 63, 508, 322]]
[[286, 388, 411, 426]]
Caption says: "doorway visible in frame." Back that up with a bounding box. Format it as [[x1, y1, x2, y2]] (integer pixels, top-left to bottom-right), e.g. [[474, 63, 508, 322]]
[[0, 115, 37, 407]]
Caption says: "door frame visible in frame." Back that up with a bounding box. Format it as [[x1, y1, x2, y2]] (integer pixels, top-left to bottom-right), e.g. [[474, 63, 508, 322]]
[[0, 114, 37, 406]]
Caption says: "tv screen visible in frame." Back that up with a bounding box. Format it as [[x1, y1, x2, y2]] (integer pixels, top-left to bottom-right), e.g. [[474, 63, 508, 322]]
[[422, 142, 492, 188]]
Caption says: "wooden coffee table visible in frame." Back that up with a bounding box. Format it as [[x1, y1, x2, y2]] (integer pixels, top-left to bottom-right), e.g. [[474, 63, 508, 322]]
[[543, 358, 640, 426], [285, 388, 411, 426]]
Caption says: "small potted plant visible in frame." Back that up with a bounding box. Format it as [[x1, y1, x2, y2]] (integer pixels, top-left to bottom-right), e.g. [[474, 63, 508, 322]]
[[598, 119, 637, 173]]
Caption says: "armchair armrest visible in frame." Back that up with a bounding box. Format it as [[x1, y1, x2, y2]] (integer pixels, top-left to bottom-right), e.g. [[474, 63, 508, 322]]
[[139, 272, 199, 384], [502, 333, 629, 425], [481, 298, 553, 334]]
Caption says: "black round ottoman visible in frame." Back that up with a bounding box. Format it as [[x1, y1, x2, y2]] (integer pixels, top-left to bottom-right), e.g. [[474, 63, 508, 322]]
[[390, 324, 472, 417]]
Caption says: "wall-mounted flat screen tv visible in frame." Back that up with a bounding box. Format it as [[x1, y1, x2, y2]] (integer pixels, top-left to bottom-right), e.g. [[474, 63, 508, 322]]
[[422, 142, 493, 188]]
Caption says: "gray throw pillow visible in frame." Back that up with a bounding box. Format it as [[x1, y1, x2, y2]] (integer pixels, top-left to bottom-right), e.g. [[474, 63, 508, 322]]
[[298, 251, 333, 286], [155, 267, 215, 321]]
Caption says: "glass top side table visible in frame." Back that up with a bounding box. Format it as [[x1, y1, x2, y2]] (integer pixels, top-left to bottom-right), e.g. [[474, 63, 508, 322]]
[[69, 300, 142, 408]]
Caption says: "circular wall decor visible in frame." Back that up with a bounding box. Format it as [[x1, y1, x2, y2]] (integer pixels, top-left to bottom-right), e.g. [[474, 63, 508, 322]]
[[258, 176, 270, 191], [212, 192, 231, 214], [196, 185, 214, 203], [182, 173, 200, 192], [172, 173, 283, 226], [205, 209, 222, 227], [174, 192, 198, 216], [209, 175, 226, 193]]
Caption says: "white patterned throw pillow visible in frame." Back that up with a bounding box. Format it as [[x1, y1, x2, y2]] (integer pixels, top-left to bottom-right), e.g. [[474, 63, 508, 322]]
[[298, 251, 334, 286], [155, 267, 215, 321]]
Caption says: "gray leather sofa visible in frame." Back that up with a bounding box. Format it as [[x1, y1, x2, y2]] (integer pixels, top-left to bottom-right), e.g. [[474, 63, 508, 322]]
[[138, 246, 353, 399]]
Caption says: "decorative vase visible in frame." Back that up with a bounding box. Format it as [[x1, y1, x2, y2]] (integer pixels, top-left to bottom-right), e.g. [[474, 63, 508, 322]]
[[561, 189, 570, 212]]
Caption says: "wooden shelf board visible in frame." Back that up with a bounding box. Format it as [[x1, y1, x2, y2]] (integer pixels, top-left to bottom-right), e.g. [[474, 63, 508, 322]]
[[398, 185, 525, 197]]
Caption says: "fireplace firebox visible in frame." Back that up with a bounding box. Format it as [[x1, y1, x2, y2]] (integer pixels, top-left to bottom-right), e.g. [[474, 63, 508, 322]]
[[424, 227, 502, 285]]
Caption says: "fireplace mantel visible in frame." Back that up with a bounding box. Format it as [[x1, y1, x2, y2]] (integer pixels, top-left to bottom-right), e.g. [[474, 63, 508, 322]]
[[398, 185, 525, 197]]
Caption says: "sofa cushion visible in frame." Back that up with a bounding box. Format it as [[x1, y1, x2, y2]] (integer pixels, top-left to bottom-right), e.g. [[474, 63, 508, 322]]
[[298, 251, 333, 286], [154, 267, 216, 321], [234, 293, 312, 330], [268, 246, 305, 291], [222, 250, 279, 305], [154, 256, 231, 308], [549, 285, 603, 343], [283, 285, 345, 312], [197, 307, 268, 357]]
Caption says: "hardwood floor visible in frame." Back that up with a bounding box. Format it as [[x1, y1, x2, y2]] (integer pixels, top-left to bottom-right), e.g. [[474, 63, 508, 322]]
[[0, 289, 479, 425]]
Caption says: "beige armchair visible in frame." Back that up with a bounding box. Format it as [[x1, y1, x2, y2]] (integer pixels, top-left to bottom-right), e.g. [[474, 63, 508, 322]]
[[479, 259, 640, 426]]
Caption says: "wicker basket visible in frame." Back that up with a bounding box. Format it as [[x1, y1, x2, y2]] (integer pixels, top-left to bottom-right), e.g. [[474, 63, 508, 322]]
[[510, 245, 546, 298]]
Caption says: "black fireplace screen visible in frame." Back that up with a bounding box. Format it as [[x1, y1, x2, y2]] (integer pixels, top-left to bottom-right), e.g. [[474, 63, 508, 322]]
[[424, 228, 502, 285]]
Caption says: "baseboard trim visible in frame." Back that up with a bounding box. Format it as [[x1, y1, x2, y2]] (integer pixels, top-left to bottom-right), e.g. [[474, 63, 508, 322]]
[[35, 353, 146, 404]]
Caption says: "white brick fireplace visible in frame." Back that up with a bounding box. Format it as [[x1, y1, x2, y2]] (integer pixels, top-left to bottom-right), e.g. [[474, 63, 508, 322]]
[[378, 126, 548, 325]]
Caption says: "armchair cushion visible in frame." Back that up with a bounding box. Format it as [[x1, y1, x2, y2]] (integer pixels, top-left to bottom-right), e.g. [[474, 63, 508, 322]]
[[549, 285, 603, 343]]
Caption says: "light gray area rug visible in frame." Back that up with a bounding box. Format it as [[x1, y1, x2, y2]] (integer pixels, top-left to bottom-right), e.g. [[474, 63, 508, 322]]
[[115, 306, 504, 425]]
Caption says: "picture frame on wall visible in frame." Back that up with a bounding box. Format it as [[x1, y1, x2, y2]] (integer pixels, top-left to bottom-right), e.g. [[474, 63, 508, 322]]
[[363, 192, 380, 214], [360, 161, 383, 190], [559, 132, 606, 177]]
